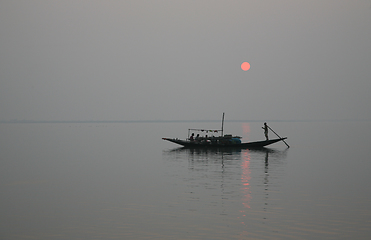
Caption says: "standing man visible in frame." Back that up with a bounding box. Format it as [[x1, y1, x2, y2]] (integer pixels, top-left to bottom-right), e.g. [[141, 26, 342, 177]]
[[262, 122, 269, 140]]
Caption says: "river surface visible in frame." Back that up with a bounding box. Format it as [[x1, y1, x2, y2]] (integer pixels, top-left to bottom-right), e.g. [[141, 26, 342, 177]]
[[1, 120, 370, 239]]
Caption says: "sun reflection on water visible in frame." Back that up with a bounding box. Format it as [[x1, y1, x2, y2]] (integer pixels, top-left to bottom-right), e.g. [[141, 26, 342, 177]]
[[241, 122, 251, 210], [241, 149, 251, 209]]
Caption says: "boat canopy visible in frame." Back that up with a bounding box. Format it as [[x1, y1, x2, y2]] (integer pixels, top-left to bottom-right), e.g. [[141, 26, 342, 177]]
[[188, 128, 222, 138], [188, 128, 221, 133], [187, 113, 225, 138]]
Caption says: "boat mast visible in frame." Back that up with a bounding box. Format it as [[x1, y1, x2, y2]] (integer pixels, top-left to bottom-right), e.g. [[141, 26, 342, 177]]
[[221, 112, 225, 137]]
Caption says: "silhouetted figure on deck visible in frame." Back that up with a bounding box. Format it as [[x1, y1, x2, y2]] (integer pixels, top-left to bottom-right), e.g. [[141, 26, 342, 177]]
[[195, 134, 200, 142], [189, 133, 194, 141], [262, 122, 269, 140]]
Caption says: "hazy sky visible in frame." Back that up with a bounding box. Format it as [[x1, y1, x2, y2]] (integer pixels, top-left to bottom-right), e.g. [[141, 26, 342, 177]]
[[1, 0, 370, 121]]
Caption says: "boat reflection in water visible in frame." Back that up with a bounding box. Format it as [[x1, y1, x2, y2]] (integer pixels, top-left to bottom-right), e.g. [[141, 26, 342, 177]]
[[162, 146, 288, 237]]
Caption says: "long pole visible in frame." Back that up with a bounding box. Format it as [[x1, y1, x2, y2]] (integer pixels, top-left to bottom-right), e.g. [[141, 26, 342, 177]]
[[221, 112, 225, 137], [267, 125, 290, 148]]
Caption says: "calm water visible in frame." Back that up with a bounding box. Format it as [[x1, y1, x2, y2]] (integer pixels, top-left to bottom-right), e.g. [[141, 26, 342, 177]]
[[1, 121, 371, 239]]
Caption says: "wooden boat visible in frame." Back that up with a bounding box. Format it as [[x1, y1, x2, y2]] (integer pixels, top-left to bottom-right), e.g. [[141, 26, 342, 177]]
[[162, 137, 287, 148], [162, 113, 288, 149]]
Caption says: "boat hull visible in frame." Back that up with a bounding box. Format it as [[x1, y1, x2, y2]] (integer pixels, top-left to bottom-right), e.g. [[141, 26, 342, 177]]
[[162, 137, 287, 149]]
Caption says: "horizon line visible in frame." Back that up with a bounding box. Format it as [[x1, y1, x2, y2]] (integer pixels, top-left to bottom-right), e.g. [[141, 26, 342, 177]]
[[1, 119, 369, 124]]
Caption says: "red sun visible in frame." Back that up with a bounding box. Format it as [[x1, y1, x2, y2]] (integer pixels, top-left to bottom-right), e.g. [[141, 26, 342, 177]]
[[241, 62, 250, 71]]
